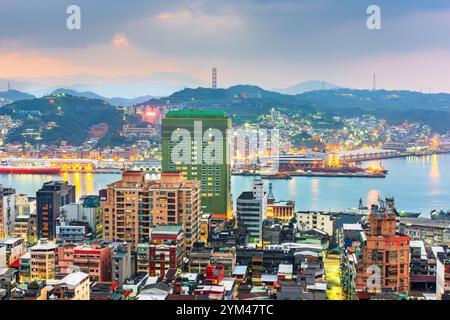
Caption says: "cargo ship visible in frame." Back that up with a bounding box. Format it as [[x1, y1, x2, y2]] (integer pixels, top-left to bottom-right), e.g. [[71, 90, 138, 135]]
[[0, 160, 61, 174]]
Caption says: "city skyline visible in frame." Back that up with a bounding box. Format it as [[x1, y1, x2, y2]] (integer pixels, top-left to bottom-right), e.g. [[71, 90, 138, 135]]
[[1, 0, 450, 304], [0, 0, 450, 95]]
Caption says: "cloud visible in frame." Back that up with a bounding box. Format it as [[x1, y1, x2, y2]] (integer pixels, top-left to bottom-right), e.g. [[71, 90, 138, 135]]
[[0, 0, 449, 91], [112, 33, 129, 48]]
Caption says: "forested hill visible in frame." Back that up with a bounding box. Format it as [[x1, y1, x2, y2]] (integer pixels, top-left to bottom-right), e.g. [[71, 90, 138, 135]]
[[1, 95, 124, 145]]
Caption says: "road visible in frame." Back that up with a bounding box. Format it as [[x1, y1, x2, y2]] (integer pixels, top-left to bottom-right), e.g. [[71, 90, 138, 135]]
[[324, 253, 344, 300]]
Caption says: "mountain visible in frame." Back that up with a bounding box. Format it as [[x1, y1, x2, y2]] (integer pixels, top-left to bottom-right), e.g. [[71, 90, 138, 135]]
[[108, 96, 156, 106], [12, 72, 206, 98], [0, 90, 36, 106], [274, 80, 341, 95], [52, 88, 105, 100], [1, 95, 124, 146], [51, 88, 156, 106], [165, 85, 316, 123], [164, 86, 450, 132], [0, 78, 51, 97]]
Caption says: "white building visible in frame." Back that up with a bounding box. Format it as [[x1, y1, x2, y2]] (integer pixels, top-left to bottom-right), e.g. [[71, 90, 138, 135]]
[[47, 271, 90, 300], [0, 188, 16, 238], [297, 211, 335, 237], [435, 248, 449, 300], [56, 224, 86, 243], [236, 179, 268, 243], [15, 194, 35, 216], [60, 203, 97, 233], [0, 238, 26, 266]]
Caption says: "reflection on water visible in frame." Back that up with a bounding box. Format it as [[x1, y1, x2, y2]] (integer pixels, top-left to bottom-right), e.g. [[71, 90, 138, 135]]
[[430, 154, 440, 181], [311, 179, 319, 195], [233, 154, 450, 214], [287, 178, 297, 198], [0, 154, 450, 214]]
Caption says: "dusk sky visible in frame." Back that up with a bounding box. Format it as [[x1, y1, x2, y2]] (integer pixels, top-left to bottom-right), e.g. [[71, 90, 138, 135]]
[[1, 0, 450, 93]]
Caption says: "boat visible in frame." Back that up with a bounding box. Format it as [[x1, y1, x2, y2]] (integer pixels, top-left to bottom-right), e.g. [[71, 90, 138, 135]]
[[261, 172, 292, 180], [231, 169, 260, 176], [430, 210, 450, 221], [397, 211, 421, 218], [0, 160, 61, 174]]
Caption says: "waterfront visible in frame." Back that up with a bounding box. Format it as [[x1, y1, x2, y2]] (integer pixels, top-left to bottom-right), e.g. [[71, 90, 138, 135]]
[[0, 154, 449, 215]]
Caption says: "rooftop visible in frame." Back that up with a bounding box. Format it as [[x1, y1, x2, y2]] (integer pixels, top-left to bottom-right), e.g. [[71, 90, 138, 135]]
[[0, 238, 23, 245], [278, 264, 293, 275], [237, 191, 255, 200], [343, 223, 363, 231], [152, 225, 183, 234], [30, 242, 58, 251], [47, 271, 89, 288], [232, 265, 248, 276]]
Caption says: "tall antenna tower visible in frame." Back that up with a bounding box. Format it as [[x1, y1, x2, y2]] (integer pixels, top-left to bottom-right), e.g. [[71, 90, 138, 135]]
[[212, 66, 217, 89], [7, 82, 11, 91], [372, 73, 377, 91]]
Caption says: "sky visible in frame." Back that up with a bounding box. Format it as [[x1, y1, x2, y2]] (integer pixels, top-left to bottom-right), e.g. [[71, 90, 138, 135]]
[[0, 0, 450, 93]]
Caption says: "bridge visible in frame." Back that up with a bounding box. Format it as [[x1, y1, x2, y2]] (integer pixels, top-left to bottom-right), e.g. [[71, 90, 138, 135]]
[[335, 149, 401, 162]]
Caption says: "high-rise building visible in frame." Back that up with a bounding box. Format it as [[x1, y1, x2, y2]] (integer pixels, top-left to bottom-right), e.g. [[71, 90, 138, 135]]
[[36, 181, 76, 241], [162, 110, 232, 220], [101, 171, 201, 252], [355, 199, 410, 299], [237, 179, 267, 244], [0, 186, 16, 239]]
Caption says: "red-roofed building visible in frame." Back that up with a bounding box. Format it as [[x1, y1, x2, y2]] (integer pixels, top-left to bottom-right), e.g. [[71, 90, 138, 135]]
[[73, 244, 112, 282], [205, 265, 225, 285]]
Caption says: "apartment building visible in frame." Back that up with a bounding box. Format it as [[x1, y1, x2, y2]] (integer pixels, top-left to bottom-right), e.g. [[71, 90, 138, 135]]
[[101, 171, 201, 252], [0, 237, 26, 267], [30, 242, 58, 282], [297, 211, 335, 237], [47, 272, 90, 300], [436, 250, 450, 300], [73, 244, 112, 282], [356, 201, 410, 299], [148, 225, 184, 277], [0, 187, 16, 239]]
